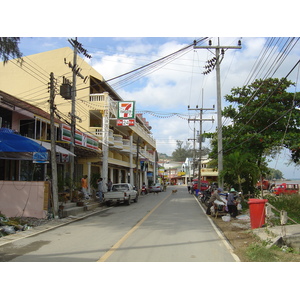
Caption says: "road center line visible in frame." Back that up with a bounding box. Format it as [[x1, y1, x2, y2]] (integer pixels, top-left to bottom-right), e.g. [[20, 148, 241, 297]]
[[97, 193, 170, 262]]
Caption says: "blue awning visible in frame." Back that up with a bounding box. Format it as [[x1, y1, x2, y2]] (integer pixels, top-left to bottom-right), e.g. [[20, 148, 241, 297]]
[[0, 129, 48, 160]]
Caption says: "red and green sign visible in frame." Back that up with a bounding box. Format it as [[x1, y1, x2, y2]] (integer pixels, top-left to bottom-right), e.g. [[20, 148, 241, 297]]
[[61, 124, 99, 150]]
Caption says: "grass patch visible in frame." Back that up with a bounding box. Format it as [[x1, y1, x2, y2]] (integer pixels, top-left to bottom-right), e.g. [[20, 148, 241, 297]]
[[246, 242, 280, 262], [264, 194, 300, 224], [246, 241, 300, 262]]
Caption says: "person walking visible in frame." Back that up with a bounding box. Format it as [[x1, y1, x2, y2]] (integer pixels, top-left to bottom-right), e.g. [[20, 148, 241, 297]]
[[227, 188, 238, 218], [97, 177, 104, 203], [107, 178, 113, 191], [81, 175, 89, 199]]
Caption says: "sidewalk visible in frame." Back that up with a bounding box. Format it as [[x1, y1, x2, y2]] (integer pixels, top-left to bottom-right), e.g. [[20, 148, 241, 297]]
[[0, 206, 110, 247], [253, 224, 300, 251]]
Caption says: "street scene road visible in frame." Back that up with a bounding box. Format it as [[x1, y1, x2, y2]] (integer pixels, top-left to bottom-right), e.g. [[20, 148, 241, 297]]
[[0, 186, 238, 262]]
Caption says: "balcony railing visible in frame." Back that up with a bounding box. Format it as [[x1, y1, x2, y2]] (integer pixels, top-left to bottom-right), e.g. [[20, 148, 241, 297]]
[[113, 134, 123, 149], [121, 139, 130, 153], [90, 93, 156, 148]]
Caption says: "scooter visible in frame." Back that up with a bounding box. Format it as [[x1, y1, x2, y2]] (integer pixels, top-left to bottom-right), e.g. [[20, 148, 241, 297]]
[[199, 190, 211, 206], [141, 186, 148, 195]]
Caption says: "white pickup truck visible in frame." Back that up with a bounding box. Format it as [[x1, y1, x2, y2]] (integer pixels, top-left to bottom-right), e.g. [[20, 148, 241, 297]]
[[104, 183, 138, 206]]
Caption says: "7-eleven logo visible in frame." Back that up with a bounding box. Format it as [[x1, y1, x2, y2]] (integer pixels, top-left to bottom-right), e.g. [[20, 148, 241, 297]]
[[118, 101, 135, 119]]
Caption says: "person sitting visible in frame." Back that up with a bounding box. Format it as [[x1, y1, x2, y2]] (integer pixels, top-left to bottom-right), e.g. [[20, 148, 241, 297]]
[[206, 188, 226, 215]]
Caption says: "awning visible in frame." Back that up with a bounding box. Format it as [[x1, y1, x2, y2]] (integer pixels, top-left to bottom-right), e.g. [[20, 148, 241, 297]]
[[0, 129, 48, 160], [30, 139, 76, 157]]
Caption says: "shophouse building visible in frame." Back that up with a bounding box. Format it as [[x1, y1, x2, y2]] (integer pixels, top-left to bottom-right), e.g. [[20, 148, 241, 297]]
[[0, 47, 157, 217]]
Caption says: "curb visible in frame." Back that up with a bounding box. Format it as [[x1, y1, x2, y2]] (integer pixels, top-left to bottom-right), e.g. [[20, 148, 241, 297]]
[[194, 194, 241, 262], [0, 206, 111, 247]]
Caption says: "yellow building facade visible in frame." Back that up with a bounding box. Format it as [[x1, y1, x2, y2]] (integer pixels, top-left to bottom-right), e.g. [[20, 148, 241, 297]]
[[0, 47, 157, 190]]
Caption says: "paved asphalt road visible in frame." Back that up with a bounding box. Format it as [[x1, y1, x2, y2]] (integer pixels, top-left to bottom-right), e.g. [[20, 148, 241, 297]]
[[0, 186, 238, 262]]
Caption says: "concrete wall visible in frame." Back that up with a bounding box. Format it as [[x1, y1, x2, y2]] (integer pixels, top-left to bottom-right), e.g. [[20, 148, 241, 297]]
[[0, 181, 48, 218]]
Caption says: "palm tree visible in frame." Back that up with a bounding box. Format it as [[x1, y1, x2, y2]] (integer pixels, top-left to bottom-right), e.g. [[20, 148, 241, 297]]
[[0, 37, 22, 64], [221, 151, 260, 193]]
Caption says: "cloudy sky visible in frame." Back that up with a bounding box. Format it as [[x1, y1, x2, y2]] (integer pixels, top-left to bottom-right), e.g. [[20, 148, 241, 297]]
[[3, 3, 300, 179], [16, 36, 300, 179]]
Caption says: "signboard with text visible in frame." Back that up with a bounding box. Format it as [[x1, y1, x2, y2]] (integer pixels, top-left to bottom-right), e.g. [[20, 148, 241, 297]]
[[118, 101, 135, 119], [117, 119, 135, 126], [61, 124, 99, 150]]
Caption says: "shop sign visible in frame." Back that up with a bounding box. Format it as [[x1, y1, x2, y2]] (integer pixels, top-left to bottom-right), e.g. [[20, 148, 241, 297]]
[[118, 101, 135, 119], [117, 119, 135, 126]]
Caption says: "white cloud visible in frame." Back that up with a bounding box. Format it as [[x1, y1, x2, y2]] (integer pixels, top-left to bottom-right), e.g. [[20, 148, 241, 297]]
[[89, 37, 300, 175]]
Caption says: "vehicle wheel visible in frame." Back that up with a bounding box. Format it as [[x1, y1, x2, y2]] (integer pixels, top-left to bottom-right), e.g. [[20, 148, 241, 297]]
[[126, 197, 131, 205], [134, 195, 139, 203]]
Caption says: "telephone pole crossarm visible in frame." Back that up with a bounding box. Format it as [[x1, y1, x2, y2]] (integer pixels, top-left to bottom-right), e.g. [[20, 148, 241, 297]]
[[194, 45, 242, 50], [188, 118, 214, 122]]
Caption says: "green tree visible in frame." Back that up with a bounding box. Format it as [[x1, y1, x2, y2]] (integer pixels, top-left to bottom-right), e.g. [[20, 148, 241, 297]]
[[220, 151, 260, 193], [222, 78, 300, 164], [206, 77, 300, 189], [171, 140, 210, 162], [172, 140, 190, 161], [266, 168, 283, 180], [0, 37, 22, 64]]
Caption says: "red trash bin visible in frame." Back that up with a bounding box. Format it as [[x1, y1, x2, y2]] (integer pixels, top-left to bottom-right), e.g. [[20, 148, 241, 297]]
[[248, 198, 268, 229]]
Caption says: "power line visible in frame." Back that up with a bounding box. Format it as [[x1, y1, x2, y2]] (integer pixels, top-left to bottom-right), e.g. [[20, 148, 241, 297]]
[[222, 59, 300, 155]]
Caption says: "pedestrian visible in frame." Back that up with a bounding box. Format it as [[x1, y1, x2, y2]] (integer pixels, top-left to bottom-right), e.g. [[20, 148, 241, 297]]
[[97, 177, 104, 202], [81, 175, 89, 199], [206, 188, 226, 215], [227, 188, 238, 218], [107, 178, 112, 191]]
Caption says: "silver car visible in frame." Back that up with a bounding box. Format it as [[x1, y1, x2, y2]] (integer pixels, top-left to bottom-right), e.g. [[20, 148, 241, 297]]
[[149, 183, 163, 193]]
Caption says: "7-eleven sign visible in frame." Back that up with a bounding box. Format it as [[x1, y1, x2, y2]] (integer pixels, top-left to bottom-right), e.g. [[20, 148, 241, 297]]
[[118, 101, 135, 119]]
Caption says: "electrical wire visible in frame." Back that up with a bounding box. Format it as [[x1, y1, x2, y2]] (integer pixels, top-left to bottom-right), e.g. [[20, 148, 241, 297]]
[[215, 38, 300, 143], [74, 38, 209, 93], [273, 62, 300, 169], [222, 59, 300, 155]]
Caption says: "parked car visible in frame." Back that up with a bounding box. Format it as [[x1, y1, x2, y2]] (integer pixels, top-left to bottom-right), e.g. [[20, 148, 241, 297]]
[[149, 183, 163, 193], [273, 183, 299, 196], [104, 183, 138, 206], [192, 179, 210, 191]]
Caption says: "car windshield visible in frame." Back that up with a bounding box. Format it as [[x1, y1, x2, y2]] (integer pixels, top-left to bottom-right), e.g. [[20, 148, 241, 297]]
[[112, 184, 129, 191]]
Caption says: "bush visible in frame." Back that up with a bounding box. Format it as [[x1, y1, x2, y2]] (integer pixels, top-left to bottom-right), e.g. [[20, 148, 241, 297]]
[[265, 194, 300, 224]]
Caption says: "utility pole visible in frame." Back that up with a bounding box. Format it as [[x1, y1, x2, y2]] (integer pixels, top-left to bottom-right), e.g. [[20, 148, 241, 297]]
[[194, 38, 242, 188], [188, 105, 214, 188], [70, 39, 77, 195], [135, 137, 140, 190], [67, 38, 91, 195], [188, 127, 196, 179], [49, 72, 59, 218]]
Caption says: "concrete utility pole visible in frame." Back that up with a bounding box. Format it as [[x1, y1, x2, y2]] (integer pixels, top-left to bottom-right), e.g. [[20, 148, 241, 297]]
[[70, 39, 77, 193], [188, 105, 214, 188], [49, 72, 59, 218], [194, 38, 242, 188], [67, 38, 91, 194], [135, 136, 140, 190], [188, 127, 197, 179]]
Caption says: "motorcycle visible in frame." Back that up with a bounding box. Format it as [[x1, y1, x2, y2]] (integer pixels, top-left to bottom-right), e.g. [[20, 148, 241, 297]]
[[198, 190, 211, 206], [141, 186, 148, 195]]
